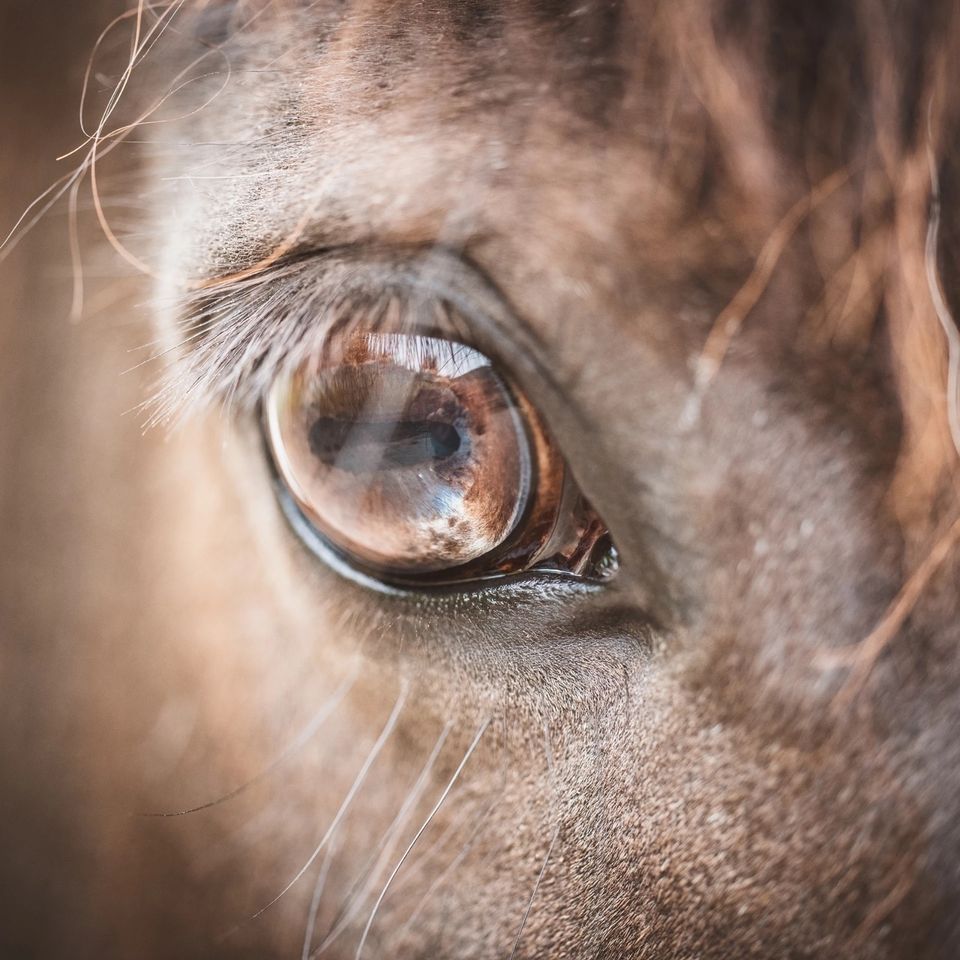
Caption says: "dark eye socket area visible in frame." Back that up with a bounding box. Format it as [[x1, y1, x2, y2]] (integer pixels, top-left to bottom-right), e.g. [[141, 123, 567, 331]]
[[263, 328, 618, 589]]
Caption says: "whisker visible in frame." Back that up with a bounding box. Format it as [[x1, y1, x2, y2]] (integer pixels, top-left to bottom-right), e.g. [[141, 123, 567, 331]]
[[395, 793, 500, 941], [301, 832, 341, 960], [383, 787, 477, 896], [219, 680, 410, 939], [508, 826, 559, 960], [312, 721, 454, 956], [395, 716, 508, 893], [0, 168, 85, 261], [74, 7, 146, 147], [508, 723, 561, 960], [68, 173, 86, 322], [139, 662, 361, 817], [354, 718, 491, 960]]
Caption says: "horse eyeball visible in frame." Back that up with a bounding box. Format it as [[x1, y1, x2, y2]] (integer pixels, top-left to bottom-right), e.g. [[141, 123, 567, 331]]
[[265, 332, 617, 587]]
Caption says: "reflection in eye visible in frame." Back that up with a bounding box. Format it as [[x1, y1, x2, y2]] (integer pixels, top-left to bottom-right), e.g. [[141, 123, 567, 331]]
[[264, 332, 618, 587]]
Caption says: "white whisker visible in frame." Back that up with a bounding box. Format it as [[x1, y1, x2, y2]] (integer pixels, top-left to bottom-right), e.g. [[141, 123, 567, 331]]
[[220, 680, 410, 939], [313, 720, 454, 956], [508, 723, 561, 960], [140, 662, 361, 817], [354, 718, 491, 960], [396, 793, 500, 941], [301, 832, 340, 960]]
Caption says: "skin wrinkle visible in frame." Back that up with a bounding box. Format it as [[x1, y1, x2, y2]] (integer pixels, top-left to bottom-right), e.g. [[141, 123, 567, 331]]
[[3, 1, 960, 959]]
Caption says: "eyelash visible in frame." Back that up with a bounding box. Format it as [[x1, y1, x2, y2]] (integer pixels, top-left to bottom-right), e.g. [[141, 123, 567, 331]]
[[147, 249, 488, 428]]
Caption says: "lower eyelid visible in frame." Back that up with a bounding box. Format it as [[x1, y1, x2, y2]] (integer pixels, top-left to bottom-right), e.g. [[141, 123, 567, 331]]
[[271, 474, 609, 601]]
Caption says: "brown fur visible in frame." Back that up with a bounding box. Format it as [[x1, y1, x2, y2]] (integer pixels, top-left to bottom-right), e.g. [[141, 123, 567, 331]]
[[2, 1, 960, 957]]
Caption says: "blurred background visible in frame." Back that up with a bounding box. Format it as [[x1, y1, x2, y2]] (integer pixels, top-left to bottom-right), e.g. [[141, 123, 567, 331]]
[[0, 3, 160, 954], [1, 11, 345, 956]]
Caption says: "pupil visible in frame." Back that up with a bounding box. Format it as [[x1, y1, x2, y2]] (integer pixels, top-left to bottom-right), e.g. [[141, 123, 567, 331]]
[[309, 416, 463, 472], [425, 421, 461, 460]]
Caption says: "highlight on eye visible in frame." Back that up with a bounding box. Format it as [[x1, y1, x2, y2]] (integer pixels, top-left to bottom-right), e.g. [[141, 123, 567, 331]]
[[264, 331, 618, 587]]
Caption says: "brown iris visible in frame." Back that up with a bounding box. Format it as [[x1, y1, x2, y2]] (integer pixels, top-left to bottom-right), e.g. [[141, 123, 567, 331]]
[[265, 332, 616, 586]]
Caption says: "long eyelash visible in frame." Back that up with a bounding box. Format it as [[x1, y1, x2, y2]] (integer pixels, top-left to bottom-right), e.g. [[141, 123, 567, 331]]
[[143, 255, 461, 427]]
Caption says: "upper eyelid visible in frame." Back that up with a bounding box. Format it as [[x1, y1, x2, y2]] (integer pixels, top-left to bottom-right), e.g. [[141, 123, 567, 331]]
[[147, 245, 549, 428]]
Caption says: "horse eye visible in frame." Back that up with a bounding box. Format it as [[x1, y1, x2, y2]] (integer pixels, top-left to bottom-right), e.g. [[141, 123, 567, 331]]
[[264, 331, 618, 587]]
